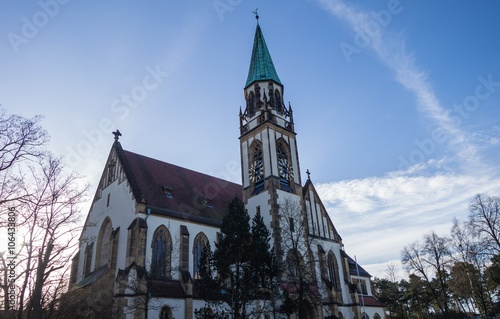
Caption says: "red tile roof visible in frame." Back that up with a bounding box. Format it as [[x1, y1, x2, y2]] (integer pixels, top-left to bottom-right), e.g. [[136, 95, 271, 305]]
[[150, 279, 187, 298], [360, 295, 385, 307], [341, 250, 371, 277], [116, 142, 242, 226]]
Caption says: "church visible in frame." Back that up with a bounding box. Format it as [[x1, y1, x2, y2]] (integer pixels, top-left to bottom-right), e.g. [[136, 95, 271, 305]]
[[66, 19, 385, 319]]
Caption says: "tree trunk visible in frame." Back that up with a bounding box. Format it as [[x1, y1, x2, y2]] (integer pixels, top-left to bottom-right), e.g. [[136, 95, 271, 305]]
[[27, 242, 54, 319]]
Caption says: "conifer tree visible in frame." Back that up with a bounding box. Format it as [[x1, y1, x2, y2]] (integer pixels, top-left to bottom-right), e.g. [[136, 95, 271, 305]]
[[249, 210, 273, 288], [196, 197, 275, 319]]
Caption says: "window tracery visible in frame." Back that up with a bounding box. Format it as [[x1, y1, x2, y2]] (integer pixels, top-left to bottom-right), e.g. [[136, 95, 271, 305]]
[[151, 226, 172, 278], [328, 252, 341, 291], [96, 219, 112, 267], [193, 233, 209, 279], [286, 249, 300, 279], [159, 306, 173, 319], [84, 243, 93, 277]]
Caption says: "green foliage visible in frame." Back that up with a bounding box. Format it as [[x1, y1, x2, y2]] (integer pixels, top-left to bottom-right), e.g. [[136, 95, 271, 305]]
[[278, 295, 298, 315], [194, 307, 219, 319], [214, 197, 251, 281], [196, 197, 276, 318], [391, 193, 500, 319], [248, 210, 274, 287], [373, 277, 404, 318]]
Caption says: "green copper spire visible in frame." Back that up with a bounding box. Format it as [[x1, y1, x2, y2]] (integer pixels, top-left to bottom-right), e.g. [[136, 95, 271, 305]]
[[245, 23, 282, 87]]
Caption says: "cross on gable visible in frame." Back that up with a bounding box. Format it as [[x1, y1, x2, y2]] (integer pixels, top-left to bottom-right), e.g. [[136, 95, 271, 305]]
[[112, 130, 122, 141]]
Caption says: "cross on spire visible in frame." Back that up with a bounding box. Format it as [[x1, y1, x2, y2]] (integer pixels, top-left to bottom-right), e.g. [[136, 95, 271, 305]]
[[306, 169, 311, 180], [252, 8, 259, 21]]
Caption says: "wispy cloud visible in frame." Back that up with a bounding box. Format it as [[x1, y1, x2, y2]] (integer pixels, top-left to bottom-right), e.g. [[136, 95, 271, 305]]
[[315, 0, 500, 277], [317, 0, 479, 165]]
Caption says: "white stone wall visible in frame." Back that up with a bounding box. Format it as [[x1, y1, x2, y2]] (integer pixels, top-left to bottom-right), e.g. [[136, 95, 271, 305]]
[[147, 298, 185, 319], [76, 175, 137, 282], [143, 214, 220, 280]]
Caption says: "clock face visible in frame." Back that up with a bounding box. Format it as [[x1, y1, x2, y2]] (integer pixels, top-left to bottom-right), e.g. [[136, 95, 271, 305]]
[[278, 157, 293, 181], [249, 159, 264, 183]]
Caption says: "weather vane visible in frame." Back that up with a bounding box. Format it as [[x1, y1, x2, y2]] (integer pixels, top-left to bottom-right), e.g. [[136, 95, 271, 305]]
[[252, 8, 259, 21]]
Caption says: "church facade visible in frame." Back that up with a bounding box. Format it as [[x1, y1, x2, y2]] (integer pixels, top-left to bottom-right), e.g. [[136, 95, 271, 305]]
[[67, 21, 384, 319]]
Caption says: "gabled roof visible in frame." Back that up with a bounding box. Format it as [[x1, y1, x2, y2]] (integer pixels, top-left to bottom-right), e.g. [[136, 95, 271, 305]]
[[114, 142, 242, 226], [360, 295, 385, 307], [302, 178, 341, 241], [341, 250, 371, 277], [245, 23, 282, 87]]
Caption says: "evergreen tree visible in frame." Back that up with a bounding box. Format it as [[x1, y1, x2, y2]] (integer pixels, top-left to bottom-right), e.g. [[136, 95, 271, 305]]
[[249, 210, 273, 288], [196, 197, 275, 319]]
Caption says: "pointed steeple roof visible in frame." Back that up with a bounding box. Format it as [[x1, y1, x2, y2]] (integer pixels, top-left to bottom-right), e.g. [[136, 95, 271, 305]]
[[245, 23, 282, 87]]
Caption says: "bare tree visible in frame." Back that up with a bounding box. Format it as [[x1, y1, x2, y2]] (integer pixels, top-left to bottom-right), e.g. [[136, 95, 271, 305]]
[[0, 107, 48, 205], [278, 197, 319, 318], [450, 218, 494, 316], [5, 155, 88, 319], [116, 223, 180, 319], [0, 107, 48, 172], [385, 262, 400, 283], [468, 194, 500, 257], [116, 265, 179, 319], [401, 231, 453, 319]]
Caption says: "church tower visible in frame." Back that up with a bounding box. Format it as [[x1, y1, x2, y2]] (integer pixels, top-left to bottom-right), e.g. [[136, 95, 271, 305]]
[[239, 19, 303, 258]]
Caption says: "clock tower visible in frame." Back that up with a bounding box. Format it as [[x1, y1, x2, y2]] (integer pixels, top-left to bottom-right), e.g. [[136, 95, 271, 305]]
[[239, 20, 303, 258]]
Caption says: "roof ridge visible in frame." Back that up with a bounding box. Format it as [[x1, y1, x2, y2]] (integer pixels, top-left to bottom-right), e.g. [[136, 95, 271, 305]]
[[121, 149, 240, 186]]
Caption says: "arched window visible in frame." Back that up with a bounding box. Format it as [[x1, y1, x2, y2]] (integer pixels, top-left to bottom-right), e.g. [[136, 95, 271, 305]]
[[193, 233, 209, 279], [286, 249, 300, 279], [151, 226, 172, 279], [362, 313, 369, 319], [84, 243, 93, 276], [274, 89, 282, 113], [277, 140, 293, 188], [159, 306, 173, 319], [249, 141, 264, 186], [328, 252, 341, 291], [373, 313, 381, 319], [247, 91, 256, 117], [96, 218, 112, 267]]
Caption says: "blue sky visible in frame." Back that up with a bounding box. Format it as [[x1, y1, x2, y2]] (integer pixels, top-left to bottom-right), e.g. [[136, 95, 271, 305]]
[[2, 1, 500, 278]]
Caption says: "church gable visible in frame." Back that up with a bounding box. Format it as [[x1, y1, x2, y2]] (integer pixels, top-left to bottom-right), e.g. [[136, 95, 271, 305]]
[[91, 141, 128, 206], [302, 179, 341, 242]]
